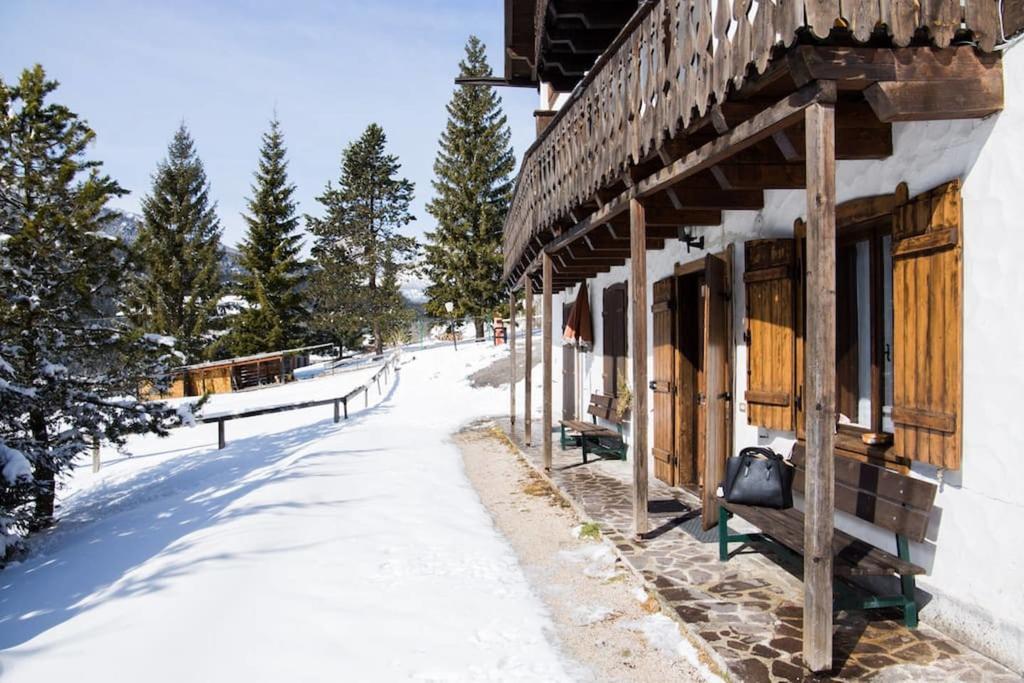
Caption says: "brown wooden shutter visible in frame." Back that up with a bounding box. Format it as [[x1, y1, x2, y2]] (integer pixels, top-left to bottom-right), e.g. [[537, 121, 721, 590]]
[[651, 276, 676, 486], [602, 283, 627, 396], [891, 180, 963, 469], [744, 239, 797, 431]]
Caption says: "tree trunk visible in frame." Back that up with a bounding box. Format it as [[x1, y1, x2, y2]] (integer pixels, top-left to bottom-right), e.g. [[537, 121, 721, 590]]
[[29, 409, 55, 530], [474, 317, 485, 340], [373, 320, 383, 356]]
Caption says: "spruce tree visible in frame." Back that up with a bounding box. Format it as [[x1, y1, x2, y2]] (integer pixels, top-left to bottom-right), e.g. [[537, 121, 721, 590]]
[[424, 36, 515, 339], [308, 124, 417, 355], [230, 118, 306, 355], [127, 124, 224, 363], [0, 66, 178, 537]]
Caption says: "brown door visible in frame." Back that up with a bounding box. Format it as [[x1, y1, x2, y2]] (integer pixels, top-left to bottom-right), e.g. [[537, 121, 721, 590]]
[[675, 273, 701, 490], [701, 252, 731, 529], [562, 303, 576, 420], [651, 277, 676, 486]]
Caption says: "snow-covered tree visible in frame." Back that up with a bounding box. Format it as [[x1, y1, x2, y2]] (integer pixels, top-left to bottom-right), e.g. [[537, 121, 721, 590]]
[[307, 124, 417, 355], [423, 36, 515, 339], [0, 66, 179, 541], [229, 118, 307, 356], [127, 124, 224, 363]]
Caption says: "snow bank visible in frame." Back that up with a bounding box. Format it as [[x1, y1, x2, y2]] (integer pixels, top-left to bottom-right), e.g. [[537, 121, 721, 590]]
[[0, 340, 574, 681], [1, 443, 31, 484]]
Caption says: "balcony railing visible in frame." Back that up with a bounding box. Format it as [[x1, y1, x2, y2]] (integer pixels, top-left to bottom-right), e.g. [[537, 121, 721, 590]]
[[502, 0, 1003, 283]]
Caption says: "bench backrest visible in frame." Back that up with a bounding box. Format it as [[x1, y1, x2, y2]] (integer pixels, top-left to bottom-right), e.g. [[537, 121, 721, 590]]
[[586, 393, 624, 425], [790, 444, 937, 543]]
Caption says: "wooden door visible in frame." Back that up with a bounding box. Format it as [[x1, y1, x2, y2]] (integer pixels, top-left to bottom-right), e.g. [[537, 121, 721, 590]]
[[651, 277, 677, 486], [701, 253, 731, 529], [675, 275, 700, 489], [562, 303, 576, 420]]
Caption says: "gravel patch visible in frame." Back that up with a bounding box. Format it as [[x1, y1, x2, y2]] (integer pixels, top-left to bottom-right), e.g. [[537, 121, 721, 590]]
[[456, 424, 719, 682]]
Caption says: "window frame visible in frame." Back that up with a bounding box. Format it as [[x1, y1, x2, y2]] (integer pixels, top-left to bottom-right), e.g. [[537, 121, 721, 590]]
[[834, 216, 891, 440]]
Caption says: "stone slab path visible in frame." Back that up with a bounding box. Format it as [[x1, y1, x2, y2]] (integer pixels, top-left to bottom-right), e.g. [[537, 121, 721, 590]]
[[503, 419, 1020, 682]]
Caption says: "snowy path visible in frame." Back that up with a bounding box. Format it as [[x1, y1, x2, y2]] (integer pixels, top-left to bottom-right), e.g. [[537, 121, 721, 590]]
[[0, 343, 575, 682]]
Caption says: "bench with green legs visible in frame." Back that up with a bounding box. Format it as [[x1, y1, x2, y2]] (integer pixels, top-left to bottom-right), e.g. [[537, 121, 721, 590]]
[[559, 393, 627, 463], [717, 444, 936, 628]]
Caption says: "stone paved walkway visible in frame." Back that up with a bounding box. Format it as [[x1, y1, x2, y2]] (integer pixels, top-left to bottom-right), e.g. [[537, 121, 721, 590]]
[[501, 419, 1020, 682]]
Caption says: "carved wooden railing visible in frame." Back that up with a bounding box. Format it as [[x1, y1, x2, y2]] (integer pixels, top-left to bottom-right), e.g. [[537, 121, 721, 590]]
[[503, 0, 1003, 282]]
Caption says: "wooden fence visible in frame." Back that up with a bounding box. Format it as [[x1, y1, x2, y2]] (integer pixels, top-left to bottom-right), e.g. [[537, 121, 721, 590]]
[[503, 0, 1004, 283], [196, 352, 401, 450]]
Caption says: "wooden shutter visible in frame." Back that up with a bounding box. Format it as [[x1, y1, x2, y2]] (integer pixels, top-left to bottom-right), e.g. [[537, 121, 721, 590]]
[[651, 276, 676, 486], [891, 180, 963, 469], [602, 283, 627, 396], [744, 239, 797, 431]]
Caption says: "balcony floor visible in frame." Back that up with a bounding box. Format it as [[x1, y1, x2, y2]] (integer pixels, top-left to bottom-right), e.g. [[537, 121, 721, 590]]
[[499, 418, 1018, 681]]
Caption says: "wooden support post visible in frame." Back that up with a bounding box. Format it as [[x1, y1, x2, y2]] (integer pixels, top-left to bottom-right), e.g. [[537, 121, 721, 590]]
[[334, 399, 340, 423], [365, 387, 369, 408], [542, 253, 553, 470], [509, 291, 517, 427], [218, 419, 226, 450], [92, 439, 101, 473], [803, 93, 837, 674], [525, 278, 534, 445], [343, 397, 349, 419], [629, 198, 649, 538]]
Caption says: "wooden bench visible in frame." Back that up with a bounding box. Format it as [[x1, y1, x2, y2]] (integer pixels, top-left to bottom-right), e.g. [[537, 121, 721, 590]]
[[717, 444, 937, 627], [559, 393, 627, 463]]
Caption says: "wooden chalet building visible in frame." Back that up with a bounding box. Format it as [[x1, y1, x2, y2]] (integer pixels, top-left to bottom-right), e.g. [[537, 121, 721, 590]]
[[161, 345, 329, 398], [483, 0, 1024, 674]]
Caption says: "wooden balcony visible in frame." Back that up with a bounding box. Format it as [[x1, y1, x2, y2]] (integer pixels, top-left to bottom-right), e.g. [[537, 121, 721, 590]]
[[502, 0, 1009, 289]]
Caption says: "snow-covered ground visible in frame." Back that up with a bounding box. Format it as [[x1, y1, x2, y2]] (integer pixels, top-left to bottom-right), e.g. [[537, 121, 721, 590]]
[[0, 339, 575, 682]]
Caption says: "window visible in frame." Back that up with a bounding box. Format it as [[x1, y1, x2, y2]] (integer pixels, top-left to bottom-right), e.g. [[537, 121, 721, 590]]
[[834, 220, 894, 438], [746, 181, 963, 469]]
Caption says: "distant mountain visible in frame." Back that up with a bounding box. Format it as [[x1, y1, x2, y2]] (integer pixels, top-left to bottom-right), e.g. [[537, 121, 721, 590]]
[[102, 209, 244, 285]]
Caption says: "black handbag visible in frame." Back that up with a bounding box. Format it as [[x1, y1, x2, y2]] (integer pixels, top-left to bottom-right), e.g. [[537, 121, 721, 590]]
[[721, 447, 794, 509]]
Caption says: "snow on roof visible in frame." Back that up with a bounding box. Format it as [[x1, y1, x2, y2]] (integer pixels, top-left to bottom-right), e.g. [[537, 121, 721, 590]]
[[175, 344, 334, 372]]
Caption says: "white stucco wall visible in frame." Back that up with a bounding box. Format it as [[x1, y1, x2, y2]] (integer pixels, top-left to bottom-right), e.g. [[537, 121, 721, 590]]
[[545, 44, 1024, 671]]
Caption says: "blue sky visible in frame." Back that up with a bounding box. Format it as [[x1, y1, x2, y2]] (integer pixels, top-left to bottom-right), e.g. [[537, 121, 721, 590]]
[[0, 0, 537, 250]]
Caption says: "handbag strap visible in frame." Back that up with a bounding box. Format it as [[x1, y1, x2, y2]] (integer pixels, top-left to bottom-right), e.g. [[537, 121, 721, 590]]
[[727, 447, 780, 493]]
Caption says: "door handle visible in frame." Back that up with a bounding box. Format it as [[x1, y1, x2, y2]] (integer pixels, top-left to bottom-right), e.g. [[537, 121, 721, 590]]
[[649, 380, 657, 391]]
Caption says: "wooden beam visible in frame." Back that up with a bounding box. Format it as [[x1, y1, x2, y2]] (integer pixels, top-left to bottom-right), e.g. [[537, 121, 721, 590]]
[[658, 187, 765, 211], [629, 198, 649, 539], [712, 163, 807, 189], [865, 75, 1003, 122], [524, 278, 534, 446], [542, 252, 553, 471], [638, 81, 834, 199], [509, 292, 517, 428], [803, 96, 837, 674], [788, 45, 1003, 90]]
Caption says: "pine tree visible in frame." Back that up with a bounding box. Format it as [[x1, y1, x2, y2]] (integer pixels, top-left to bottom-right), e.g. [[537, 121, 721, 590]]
[[127, 124, 224, 363], [424, 36, 515, 339], [308, 124, 417, 355], [0, 66, 179, 538], [230, 118, 306, 355]]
